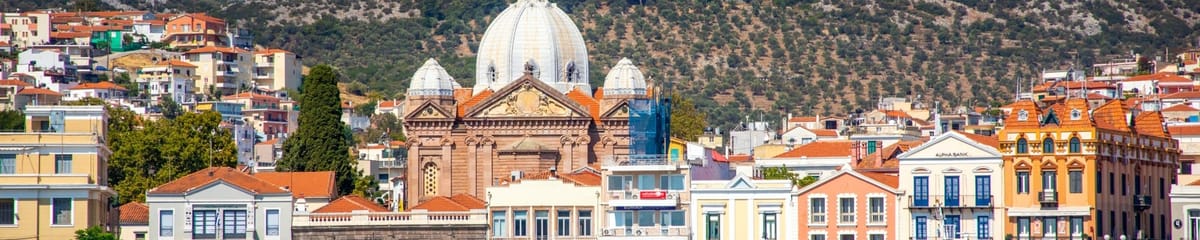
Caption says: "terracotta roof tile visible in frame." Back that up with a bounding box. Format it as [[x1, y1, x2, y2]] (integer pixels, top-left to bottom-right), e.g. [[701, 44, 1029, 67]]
[[257, 138, 280, 145], [709, 150, 727, 162], [882, 110, 911, 119], [457, 90, 492, 117], [150, 60, 197, 68], [788, 116, 817, 122], [253, 171, 336, 199], [1086, 93, 1112, 100], [149, 167, 289, 195], [1126, 72, 1192, 83], [453, 89, 473, 103], [50, 32, 91, 39], [255, 48, 292, 55], [71, 81, 128, 91], [1134, 111, 1169, 138], [593, 87, 605, 101], [859, 171, 899, 188], [313, 195, 389, 213], [378, 100, 400, 108], [118, 202, 149, 225], [1168, 125, 1200, 135], [811, 128, 838, 137], [956, 131, 999, 148], [222, 92, 279, 101], [854, 140, 925, 172], [0, 79, 32, 87], [1002, 100, 1041, 129], [17, 88, 62, 96], [448, 194, 487, 209], [726, 154, 753, 162], [774, 141, 854, 158], [559, 171, 602, 186], [566, 87, 600, 123], [411, 194, 486, 212], [185, 46, 247, 54], [1163, 104, 1200, 112], [1092, 100, 1130, 132], [1163, 91, 1200, 100]]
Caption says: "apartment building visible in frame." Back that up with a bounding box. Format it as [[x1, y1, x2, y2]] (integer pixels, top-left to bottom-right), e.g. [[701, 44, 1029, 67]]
[[221, 92, 291, 137], [163, 13, 227, 49], [183, 46, 251, 95], [599, 155, 691, 239], [136, 60, 198, 105], [691, 174, 795, 240], [252, 49, 302, 91], [897, 131, 1005, 240], [487, 169, 602, 239], [2, 12, 51, 48], [64, 81, 127, 101], [0, 105, 115, 239], [1000, 99, 1178, 239], [796, 170, 900, 240], [146, 167, 293, 240]]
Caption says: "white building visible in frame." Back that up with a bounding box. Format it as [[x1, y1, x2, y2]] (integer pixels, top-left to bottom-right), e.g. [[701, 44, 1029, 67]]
[[135, 60, 198, 105], [131, 20, 166, 43], [897, 131, 1005, 240], [146, 167, 293, 240], [2, 12, 51, 48], [64, 81, 127, 101], [16, 48, 78, 91], [729, 121, 776, 155]]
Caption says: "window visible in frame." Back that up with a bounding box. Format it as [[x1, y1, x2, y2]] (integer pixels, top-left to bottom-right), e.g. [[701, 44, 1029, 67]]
[[867, 140, 877, 154], [1122, 174, 1127, 195], [1069, 171, 1082, 193], [659, 174, 685, 190], [810, 197, 826, 224], [705, 214, 720, 240], [0, 154, 14, 174], [915, 216, 928, 240], [1161, 177, 1166, 199], [637, 175, 656, 190], [1043, 217, 1057, 236], [556, 210, 570, 236], [1016, 171, 1030, 194], [221, 210, 247, 239], [913, 176, 929, 206], [944, 215, 960, 239], [578, 210, 591, 236], [762, 213, 778, 240], [54, 155, 72, 174], [1069, 137, 1081, 153], [159, 210, 173, 237], [637, 211, 654, 227], [0, 199, 12, 226], [535, 210, 549, 239], [838, 197, 855, 224], [1109, 172, 1115, 194], [192, 210, 217, 239], [869, 234, 885, 240], [492, 211, 506, 237], [266, 209, 279, 236], [51, 198, 71, 225], [868, 197, 885, 223], [1071, 217, 1083, 236], [1043, 138, 1055, 153], [660, 210, 685, 227], [613, 211, 633, 234], [944, 176, 960, 206], [1096, 170, 1102, 193], [1016, 138, 1028, 153], [810, 233, 826, 240], [422, 163, 439, 196], [513, 211, 527, 237], [608, 175, 632, 191], [1042, 171, 1057, 192], [839, 234, 855, 240], [1017, 217, 1030, 237], [977, 216, 990, 239], [975, 176, 991, 206], [377, 173, 388, 181]]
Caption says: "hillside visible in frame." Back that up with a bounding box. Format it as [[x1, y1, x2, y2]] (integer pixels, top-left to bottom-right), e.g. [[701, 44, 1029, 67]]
[[20, 0, 1200, 131]]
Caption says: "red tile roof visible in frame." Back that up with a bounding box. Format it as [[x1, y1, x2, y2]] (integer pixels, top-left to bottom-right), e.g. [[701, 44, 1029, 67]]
[[222, 92, 279, 101], [1125, 72, 1192, 83], [0, 79, 32, 87], [1163, 104, 1200, 112], [1002, 100, 1041, 129], [253, 171, 336, 199], [709, 150, 727, 162], [411, 194, 486, 212], [17, 88, 62, 96], [255, 48, 292, 55], [859, 172, 899, 188], [1086, 93, 1112, 100], [882, 110, 911, 119], [1163, 91, 1200, 100], [957, 131, 999, 148], [565, 87, 600, 123], [1133, 111, 1169, 138], [313, 195, 389, 213], [71, 81, 128, 91], [774, 141, 854, 158], [811, 128, 838, 137], [148, 167, 289, 195], [1092, 100, 1131, 132], [457, 89, 492, 117], [185, 46, 247, 54], [788, 116, 817, 122], [150, 59, 197, 68], [50, 32, 91, 39], [1168, 125, 1200, 136], [378, 100, 400, 108], [118, 202, 149, 225], [854, 140, 925, 172], [726, 154, 753, 162]]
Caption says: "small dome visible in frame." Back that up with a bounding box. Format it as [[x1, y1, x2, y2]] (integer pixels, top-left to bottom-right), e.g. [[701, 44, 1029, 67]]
[[408, 58, 457, 96], [602, 58, 647, 96]]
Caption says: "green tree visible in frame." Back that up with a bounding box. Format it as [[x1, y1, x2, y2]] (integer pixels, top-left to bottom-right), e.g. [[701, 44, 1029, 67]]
[[353, 174, 381, 199], [670, 93, 706, 141], [0, 110, 23, 131], [159, 97, 183, 120], [74, 225, 117, 240], [108, 111, 237, 204], [278, 65, 357, 195], [354, 100, 377, 117], [761, 167, 818, 187]]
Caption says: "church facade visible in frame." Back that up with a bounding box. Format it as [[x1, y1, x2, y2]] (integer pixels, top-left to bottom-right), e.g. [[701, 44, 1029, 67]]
[[402, 0, 650, 206]]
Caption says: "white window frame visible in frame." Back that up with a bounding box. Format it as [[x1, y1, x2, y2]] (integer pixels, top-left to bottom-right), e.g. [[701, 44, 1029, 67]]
[[808, 194, 827, 225], [836, 230, 857, 240], [867, 230, 888, 240], [0, 198, 16, 226], [158, 209, 174, 237], [264, 208, 281, 237], [808, 231, 827, 240], [50, 197, 73, 226], [866, 193, 886, 225], [491, 210, 507, 237], [837, 195, 856, 226]]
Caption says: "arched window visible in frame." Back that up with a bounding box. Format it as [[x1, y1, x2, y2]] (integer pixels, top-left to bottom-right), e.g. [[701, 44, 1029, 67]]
[[1043, 138, 1055, 154], [1069, 137, 1081, 153], [422, 163, 439, 197], [1016, 138, 1028, 154]]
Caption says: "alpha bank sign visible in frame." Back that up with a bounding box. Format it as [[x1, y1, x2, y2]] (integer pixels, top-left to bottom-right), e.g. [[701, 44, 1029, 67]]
[[935, 152, 970, 158]]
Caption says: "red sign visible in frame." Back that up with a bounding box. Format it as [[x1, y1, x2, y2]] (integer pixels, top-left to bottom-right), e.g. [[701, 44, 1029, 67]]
[[639, 190, 668, 200]]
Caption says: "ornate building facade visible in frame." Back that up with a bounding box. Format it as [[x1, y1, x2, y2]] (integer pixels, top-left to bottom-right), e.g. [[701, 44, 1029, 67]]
[[402, 0, 649, 207]]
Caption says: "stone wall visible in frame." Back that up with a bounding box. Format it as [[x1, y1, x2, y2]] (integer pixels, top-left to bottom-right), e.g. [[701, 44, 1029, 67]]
[[293, 224, 488, 240]]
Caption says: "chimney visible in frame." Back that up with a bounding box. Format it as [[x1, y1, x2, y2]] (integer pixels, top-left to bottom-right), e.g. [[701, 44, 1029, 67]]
[[510, 170, 523, 181], [874, 144, 884, 168], [549, 167, 557, 179]]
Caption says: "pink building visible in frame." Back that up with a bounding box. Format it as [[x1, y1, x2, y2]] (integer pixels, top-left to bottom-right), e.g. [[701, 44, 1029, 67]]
[[797, 170, 900, 240]]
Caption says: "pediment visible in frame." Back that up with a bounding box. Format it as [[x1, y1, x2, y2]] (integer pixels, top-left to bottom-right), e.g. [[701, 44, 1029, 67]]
[[404, 101, 453, 120], [725, 175, 757, 189], [899, 132, 1002, 160], [601, 100, 632, 119], [465, 76, 591, 119]]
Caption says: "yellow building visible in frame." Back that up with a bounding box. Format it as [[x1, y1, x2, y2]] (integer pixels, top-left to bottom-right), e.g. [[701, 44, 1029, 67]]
[[690, 174, 794, 240], [1000, 98, 1178, 239], [0, 105, 115, 239], [252, 49, 303, 91]]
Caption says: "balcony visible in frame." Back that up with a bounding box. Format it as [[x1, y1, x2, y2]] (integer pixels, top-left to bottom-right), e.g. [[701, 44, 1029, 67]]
[[599, 227, 690, 239], [908, 195, 994, 208], [378, 159, 406, 169], [607, 190, 682, 210], [1039, 191, 1058, 204], [1134, 195, 1152, 210], [254, 73, 273, 79], [0, 174, 93, 185], [602, 155, 687, 172], [217, 70, 237, 77], [0, 132, 103, 145], [292, 210, 487, 227]]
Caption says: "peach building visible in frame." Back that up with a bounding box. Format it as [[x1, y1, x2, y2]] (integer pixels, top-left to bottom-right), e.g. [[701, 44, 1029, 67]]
[[796, 170, 900, 240]]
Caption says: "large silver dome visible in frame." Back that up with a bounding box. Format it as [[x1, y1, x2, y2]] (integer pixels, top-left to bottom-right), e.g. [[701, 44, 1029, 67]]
[[473, 0, 590, 95]]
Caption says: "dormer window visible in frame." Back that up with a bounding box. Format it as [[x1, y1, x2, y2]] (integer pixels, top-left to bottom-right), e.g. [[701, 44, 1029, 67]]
[[1070, 109, 1082, 120], [1017, 110, 1029, 121]]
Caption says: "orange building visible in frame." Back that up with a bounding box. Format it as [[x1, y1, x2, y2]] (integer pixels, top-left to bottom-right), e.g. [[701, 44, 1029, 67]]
[[796, 170, 900, 240], [999, 98, 1178, 239], [163, 13, 227, 49]]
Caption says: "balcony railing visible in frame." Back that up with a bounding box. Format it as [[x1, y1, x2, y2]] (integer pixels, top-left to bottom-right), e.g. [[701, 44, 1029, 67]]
[[1039, 191, 1058, 204], [909, 195, 994, 208], [292, 210, 487, 227], [1134, 195, 1152, 210], [600, 227, 689, 237], [378, 159, 406, 169], [606, 190, 682, 201]]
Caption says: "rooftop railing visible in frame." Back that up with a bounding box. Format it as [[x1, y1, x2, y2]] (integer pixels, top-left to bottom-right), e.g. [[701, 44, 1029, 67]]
[[292, 210, 487, 227]]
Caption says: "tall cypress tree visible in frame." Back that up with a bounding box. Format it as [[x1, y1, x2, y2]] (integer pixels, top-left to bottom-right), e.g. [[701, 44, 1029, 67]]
[[278, 65, 355, 195]]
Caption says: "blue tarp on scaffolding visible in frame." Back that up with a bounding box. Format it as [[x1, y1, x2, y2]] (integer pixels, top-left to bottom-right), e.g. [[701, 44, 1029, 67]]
[[628, 98, 671, 156]]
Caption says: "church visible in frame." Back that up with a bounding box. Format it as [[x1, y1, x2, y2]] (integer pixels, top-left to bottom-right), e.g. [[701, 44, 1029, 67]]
[[402, 0, 650, 206]]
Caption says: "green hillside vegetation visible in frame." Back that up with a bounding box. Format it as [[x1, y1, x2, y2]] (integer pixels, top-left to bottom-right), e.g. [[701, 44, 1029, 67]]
[[26, 0, 1200, 131]]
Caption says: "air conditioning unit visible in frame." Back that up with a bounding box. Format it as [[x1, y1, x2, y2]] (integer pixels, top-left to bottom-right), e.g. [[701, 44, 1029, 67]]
[[602, 229, 612, 236], [668, 192, 679, 200], [636, 230, 644, 236]]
